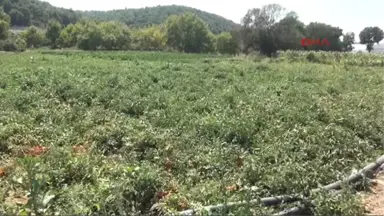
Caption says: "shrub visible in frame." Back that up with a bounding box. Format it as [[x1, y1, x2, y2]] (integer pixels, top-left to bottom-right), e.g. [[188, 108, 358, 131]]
[[306, 52, 317, 62], [20, 26, 45, 48], [0, 34, 26, 52]]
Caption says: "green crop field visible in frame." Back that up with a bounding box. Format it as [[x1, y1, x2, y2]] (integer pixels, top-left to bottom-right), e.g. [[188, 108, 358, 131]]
[[0, 51, 383, 215]]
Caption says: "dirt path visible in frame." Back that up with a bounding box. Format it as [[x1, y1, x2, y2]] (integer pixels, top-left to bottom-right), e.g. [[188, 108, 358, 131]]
[[361, 165, 384, 215]]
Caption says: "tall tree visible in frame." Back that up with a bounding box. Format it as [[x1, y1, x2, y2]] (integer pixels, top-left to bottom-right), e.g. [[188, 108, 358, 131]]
[[242, 4, 286, 29], [76, 20, 103, 50], [273, 12, 306, 51], [8, 9, 24, 26], [359, 27, 376, 52], [46, 20, 62, 48], [305, 22, 343, 51], [372, 27, 384, 44], [0, 8, 10, 40], [99, 21, 131, 50], [165, 12, 213, 53], [342, 32, 355, 52], [240, 4, 286, 56], [215, 32, 237, 54], [21, 26, 45, 48], [131, 25, 167, 51]]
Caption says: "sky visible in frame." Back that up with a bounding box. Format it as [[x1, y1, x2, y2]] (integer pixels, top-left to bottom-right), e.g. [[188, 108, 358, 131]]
[[45, 0, 384, 43]]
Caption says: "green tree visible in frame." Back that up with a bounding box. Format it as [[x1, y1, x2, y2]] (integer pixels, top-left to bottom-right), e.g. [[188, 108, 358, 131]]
[[131, 25, 167, 51], [342, 32, 355, 52], [100, 21, 131, 50], [79, 5, 238, 34], [76, 20, 103, 50], [305, 22, 343, 51], [165, 12, 213, 53], [359, 27, 377, 52], [215, 32, 237, 54], [58, 23, 81, 48], [0, 32, 26, 52], [0, 8, 10, 40], [273, 12, 306, 51], [20, 26, 45, 48], [0, 0, 79, 27], [230, 27, 259, 54], [242, 4, 286, 29], [9, 9, 24, 26], [204, 32, 216, 53], [240, 4, 285, 56], [2, 0, 11, 13], [371, 27, 384, 44], [46, 20, 62, 48]]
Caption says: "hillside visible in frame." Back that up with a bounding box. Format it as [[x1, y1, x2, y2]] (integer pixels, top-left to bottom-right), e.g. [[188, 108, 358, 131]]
[[0, 0, 79, 27], [0, 0, 239, 34], [79, 5, 239, 34]]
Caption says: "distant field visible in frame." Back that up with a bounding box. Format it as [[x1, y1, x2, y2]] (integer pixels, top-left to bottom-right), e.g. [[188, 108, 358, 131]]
[[0, 51, 383, 215]]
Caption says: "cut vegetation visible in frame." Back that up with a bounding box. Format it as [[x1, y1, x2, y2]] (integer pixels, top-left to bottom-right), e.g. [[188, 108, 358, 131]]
[[0, 50, 383, 215]]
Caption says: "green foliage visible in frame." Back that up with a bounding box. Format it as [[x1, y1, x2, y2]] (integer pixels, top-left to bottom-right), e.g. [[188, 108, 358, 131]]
[[0, 0, 79, 27], [80, 5, 239, 34], [58, 20, 131, 50], [0, 8, 10, 40], [99, 21, 131, 50], [0, 32, 26, 51], [0, 7, 11, 24], [236, 5, 345, 55], [0, 50, 383, 215], [359, 26, 384, 52], [305, 22, 343, 51], [280, 50, 384, 67], [45, 20, 62, 48], [273, 13, 306, 51], [215, 32, 237, 54], [0, 11, 26, 52], [58, 23, 81, 48], [371, 27, 384, 44], [312, 189, 365, 216], [131, 25, 167, 51], [342, 32, 355, 52], [205, 32, 216, 53], [165, 13, 214, 53], [8, 9, 24, 26], [20, 26, 45, 48], [76, 20, 103, 50]]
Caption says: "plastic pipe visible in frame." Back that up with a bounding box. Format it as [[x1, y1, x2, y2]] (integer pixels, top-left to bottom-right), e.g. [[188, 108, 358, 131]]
[[177, 154, 384, 216]]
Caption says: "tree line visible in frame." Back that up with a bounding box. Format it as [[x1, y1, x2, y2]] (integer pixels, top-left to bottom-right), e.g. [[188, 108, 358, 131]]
[[80, 5, 239, 34], [233, 4, 383, 55], [0, 0, 237, 34], [0, 9, 238, 54], [0, 4, 383, 54], [0, 0, 79, 27]]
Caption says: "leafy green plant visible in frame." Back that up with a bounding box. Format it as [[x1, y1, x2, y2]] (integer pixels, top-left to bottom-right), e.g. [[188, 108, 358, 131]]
[[0, 50, 382, 215]]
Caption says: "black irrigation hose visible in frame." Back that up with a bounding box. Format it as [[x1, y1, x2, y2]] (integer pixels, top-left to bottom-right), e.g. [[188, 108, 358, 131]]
[[274, 154, 384, 216], [274, 190, 347, 216], [177, 154, 384, 216], [176, 195, 301, 216]]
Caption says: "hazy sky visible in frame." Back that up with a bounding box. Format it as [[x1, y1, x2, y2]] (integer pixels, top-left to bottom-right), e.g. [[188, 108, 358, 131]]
[[45, 0, 384, 43]]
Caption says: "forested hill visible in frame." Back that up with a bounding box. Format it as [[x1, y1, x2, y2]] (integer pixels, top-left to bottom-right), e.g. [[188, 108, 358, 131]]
[[0, 0, 240, 34], [0, 0, 80, 27], [79, 5, 239, 34]]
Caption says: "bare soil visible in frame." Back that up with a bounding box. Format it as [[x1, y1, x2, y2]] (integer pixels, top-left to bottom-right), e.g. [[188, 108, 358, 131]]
[[361, 166, 384, 215]]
